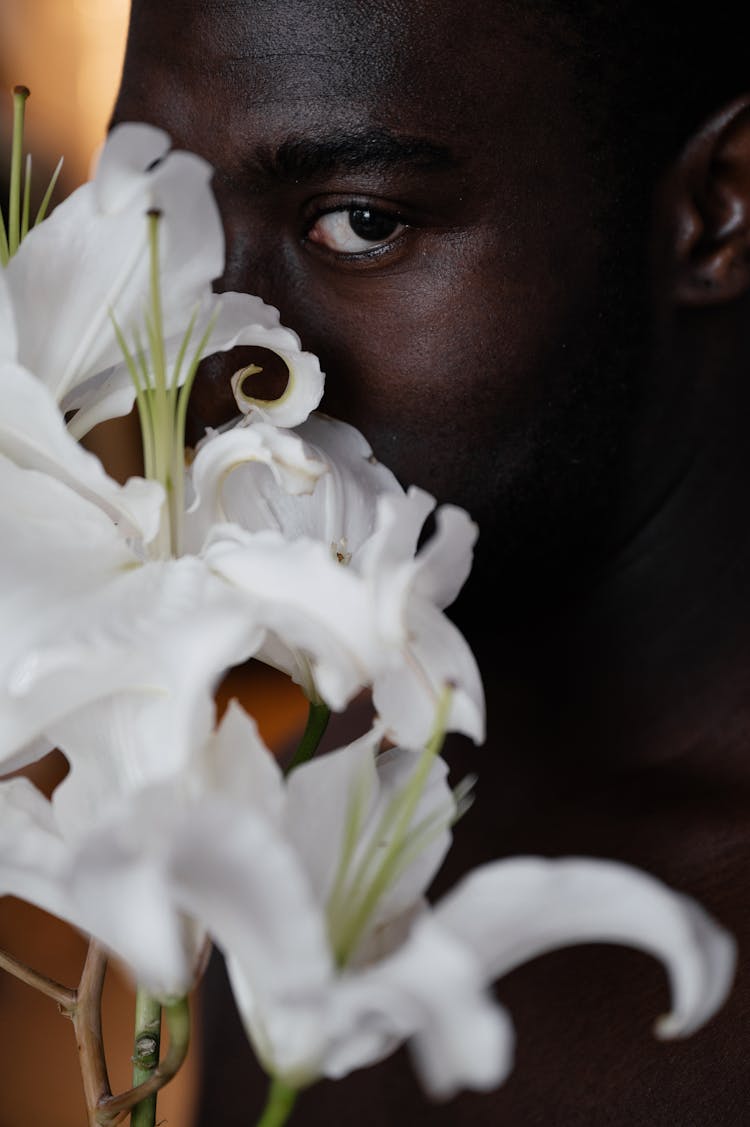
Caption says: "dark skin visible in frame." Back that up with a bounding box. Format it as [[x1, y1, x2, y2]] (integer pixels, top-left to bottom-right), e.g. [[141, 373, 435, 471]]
[[113, 2, 750, 1123]]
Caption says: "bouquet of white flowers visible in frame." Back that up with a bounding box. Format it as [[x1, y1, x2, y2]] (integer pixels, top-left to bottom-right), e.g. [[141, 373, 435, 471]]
[[0, 86, 737, 1127]]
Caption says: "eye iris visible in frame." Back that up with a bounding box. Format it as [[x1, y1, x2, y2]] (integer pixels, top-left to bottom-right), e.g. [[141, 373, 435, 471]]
[[348, 208, 398, 242]]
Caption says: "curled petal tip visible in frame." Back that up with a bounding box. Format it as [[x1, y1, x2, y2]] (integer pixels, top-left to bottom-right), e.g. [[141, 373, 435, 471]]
[[654, 1013, 683, 1040]]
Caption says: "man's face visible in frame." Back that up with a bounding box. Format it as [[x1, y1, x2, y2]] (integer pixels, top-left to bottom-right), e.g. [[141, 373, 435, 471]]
[[114, 0, 650, 610]]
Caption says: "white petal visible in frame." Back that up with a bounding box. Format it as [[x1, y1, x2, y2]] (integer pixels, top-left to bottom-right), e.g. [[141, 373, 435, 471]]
[[184, 421, 327, 552], [45, 560, 264, 837], [227, 953, 327, 1085], [199, 699, 286, 824], [211, 413, 404, 556], [373, 597, 486, 746], [0, 457, 140, 761], [283, 414, 403, 552], [0, 777, 200, 995], [433, 857, 737, 1040], [68, 790, 204, 996], [0, 269, 18, 361], [348, 489, 435, 656], [173, 805, 334, 1079], [214, 292, 325, 428], [6, 124, 223, 409], [0, 778, 70, 921], [92, 123, 171, 213], [0, 360, 163, 541], [6, 180, 148, 402], [413, 503, 478, 609], [0, 467, 259, 769], [145, 151, 224, 325], [203, 527, 388, 708], [0, 734, 55, 776], [284, 730, 381, 906], [61, 364, 142, 440], [360, 747, 455, 934], [324, 914, 513, 1097]]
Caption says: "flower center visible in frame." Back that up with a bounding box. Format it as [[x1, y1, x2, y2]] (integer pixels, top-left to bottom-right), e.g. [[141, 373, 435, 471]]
[[325, 686, 454, 967], [112, 209, 218, 558]]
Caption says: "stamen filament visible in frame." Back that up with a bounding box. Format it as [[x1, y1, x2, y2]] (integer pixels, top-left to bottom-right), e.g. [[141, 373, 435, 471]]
[[170, 307, 220, 553], [8, 86, 29, 257], [330, 686, 454, 966], [34, 155, 63, 227], [21, 153, 32, 241], [325, 762, 373, 934], [111, 314, 157, 482], [115, 209, 221, 558], [0, 209, 9, 265]]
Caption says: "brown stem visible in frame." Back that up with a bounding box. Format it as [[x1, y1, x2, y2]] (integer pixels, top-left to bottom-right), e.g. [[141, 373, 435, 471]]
[[72, 942, 112, 1126], [2, 938, 190, 1127], [0, 946, 76, 1009]]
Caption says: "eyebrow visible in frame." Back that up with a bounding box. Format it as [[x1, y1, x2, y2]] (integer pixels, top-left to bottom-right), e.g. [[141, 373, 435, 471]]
[[246, 128, 457, 185]]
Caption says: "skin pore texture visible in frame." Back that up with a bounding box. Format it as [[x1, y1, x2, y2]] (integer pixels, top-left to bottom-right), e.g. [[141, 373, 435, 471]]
[[113, 3, 750, 1123]]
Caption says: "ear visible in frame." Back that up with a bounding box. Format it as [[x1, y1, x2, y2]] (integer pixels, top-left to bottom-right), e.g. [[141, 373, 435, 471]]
[[662, 96, 750, 306]]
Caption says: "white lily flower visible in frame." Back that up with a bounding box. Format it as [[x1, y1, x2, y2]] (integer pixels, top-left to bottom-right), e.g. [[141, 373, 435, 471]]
[[194, 414, 485, 744], [318, 856, 737, 1099], [0, 774, 206, 997], [0, 123, 323, 438], [0, 395, 398, 781], [0, 130, 326, 769], [0, 698, 735, 1093], [0, 701, 331, 997], [213, 707, 735, 1096], [187, 412, 403, 543], [0, 446, 260, 777]]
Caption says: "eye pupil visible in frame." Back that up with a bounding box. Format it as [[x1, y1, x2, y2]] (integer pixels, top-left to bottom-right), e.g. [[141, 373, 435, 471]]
[[348, 208, 398, 242]]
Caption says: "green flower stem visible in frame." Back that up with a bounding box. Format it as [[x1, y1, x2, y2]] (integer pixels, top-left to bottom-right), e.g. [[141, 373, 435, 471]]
[[8, 86, 29, 258], [95, 997, 190, 1126], [130, 989, 162, 1127], [286, 700, 331, 774], [255, 1077, 298, 1127]]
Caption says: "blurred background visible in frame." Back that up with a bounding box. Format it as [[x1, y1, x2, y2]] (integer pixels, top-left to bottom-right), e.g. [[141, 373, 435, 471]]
[[0, 0, 131, 192], [0, 6, 310, 1124]]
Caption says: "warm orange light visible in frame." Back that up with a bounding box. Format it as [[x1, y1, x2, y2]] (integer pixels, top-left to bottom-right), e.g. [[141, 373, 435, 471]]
[[0, 0, 131, 190]]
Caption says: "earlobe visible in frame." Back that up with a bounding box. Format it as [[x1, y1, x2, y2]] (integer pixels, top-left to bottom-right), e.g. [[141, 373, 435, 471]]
[[664, 96, 750, 306]]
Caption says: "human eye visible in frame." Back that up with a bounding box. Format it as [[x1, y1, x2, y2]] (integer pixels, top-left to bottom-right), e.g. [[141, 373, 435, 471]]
[[305, 205, 406, 256]]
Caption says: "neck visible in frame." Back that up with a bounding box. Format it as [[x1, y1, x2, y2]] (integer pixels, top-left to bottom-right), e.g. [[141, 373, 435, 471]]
[[456, 350, 750, 787]]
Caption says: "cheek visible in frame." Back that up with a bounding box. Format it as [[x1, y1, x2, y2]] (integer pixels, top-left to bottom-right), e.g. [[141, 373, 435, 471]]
[[284, 241, 603, 508]]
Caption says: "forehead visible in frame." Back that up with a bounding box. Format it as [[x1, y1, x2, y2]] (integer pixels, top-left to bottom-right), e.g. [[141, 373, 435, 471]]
[[116, 0, 579, 171]]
